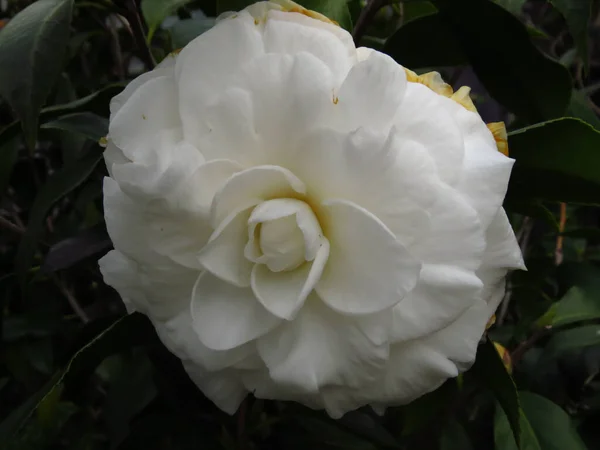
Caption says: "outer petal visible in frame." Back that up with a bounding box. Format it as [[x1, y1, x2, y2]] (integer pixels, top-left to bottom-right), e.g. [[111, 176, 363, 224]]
[[175, 11, 265, 145], [334, 51, 407, 131], [191, 273, 281, 351], [393, 82, 464, 186], [257, 295, 391, 393], [183, 361, 247, 414], [316, 199, 421, 315], [251, 239, 329, 320]]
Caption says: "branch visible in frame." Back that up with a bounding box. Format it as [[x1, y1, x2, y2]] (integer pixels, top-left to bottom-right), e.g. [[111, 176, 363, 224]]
[[352, 0, 388, 45]]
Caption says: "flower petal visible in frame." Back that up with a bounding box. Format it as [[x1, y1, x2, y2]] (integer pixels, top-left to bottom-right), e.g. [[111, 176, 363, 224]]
[[251, 239, 329, 320], [191, 273, 281, 351], [183, 361, 247, 414], [316, 199, 421, 315], [335, 51, 407, 131], [198, 206, 254, 287], [257, 295, 390, 393], [211, 165, 306, 227], [391, 264, 483, 342]]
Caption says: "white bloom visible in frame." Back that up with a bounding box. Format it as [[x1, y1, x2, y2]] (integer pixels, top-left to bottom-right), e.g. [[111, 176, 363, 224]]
[[99, 0, 524, 418]]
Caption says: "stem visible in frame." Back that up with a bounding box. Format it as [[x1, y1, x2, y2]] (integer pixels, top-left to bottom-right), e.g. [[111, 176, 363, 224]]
[[511, 326, 551, 365], [352, 0, 388, 45], [123, 0, 155, 69]]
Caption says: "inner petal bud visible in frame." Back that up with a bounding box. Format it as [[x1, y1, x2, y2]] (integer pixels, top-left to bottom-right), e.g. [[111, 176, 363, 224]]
[[245, 198, 322, 273]]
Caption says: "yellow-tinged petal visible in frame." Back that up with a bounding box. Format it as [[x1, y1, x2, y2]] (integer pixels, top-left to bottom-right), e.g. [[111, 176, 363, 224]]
[[485, 313, 496, 330], [404, 68, 453, 97], [487, 122, 509, 157], [493, 342, 512, 374], [451, 86, 477, 113]]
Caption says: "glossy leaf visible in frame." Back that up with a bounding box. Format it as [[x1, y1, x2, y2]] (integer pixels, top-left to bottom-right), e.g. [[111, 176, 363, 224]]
[[566, 89, 600, 131], [0, 0, 74, 150], [15, 148, 105, 284], [495, 404, 541, 450], [537, 286, 600, 328], [430, 0, 571, 122], [169, 18, 216, 49], [543, 324, 600, 360], [506, 118, 600, 204], [470, 338, 520, 447], [0, 313, 156, 444], [549, 0, 592, 72], [494, 0, 526, 16], [41, 112, 108, 141], [141, 0, 196, 42]]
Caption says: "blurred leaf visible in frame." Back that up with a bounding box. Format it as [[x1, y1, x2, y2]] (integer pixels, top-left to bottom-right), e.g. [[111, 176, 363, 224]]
[[337, 411, 400, 448], [506, 118, 600, 204], [470, 338, 521, 447], [169, 17, 216, 49], [401, 379, 456, 436], [15, 147, 104, 284], [41, 112, 108, 141], [0, 136, 20, 198], [440, 419, 473, 450], [384, 14, 466, 67], [141, 0, 195, 42], [495, 404, 541, 450], [0, 378, 8, 392], [543, 324, 600, 360], [519, 392, 587, 450], [0, 313, 156, 444], [402, 1, 437, 23], [566, 89, 600, 131], [537, 286, 600, 328], [494, 0, 526, 16], [3, 313, 62, 342], [0, 84, 124, 149], [0, 0, 74, 151], [104, 353, 157, 448], [40, 225, 111, 275], [549, 0, 592, 72], [216, 0, 249, 14], [431, 0, 571, 122]]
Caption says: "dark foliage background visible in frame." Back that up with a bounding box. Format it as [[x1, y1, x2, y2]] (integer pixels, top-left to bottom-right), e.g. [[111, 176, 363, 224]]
[[1, 0, 600, 448]]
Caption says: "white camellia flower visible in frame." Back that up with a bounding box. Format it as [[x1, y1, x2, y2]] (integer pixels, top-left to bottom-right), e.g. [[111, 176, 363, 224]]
[[99, 0, 525, 418]]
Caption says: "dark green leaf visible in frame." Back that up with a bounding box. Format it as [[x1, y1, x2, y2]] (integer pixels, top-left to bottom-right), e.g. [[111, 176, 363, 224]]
[[401, 379, 456, 436], [566, 89, 600, 131], [470, 338, 520, 447], [402, 1, 437, 23], [537, 286, 600, 328], [0, 313, 156, 445], [519, 392, 587, 450], [0, 0, 74, 150], [440, 419, 473, 450], [300, 0, 353, 31], [549, 0, 592, 72], [3, 313, 62, 342], [543, 324, 600, 360], [494, 0, 526, 16], [15, 147, 105, 284], [41, 112, 108, 141], [495, 404, 541, 450], [216, 0, 251, 14], [431, 0, 571, 122], [507, 118, 600, 204], [169, 17, 216, 49], [0, 137, 20, 198], [383, 14, 466, 68], [141, 0, 196, 42]]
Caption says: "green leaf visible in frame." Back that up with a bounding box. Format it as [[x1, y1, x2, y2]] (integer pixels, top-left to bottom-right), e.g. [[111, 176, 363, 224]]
[[537, 286, 600, 328], [494, 0, 526, 16], [15, 147, 105, 284], [470, 338, 521, 447], [519, 392, 587, 450], [507, 118, 600, 204], [169, 18, 216, 49], [216, 0, 251, 14], [0, 0, 74, 151], [495, 404, 541, 450], [430, 0, 571, 122], [543, 324, 600, 360], [402, 1, 437, 23], [548, 0, 592, 72], [440, 419, 473, 450], [40, 112, 108, 141], [141, 0, 196, 42], [566, 89, 600, 131], [0, 313, 156, 445], [401, 379, 456, 436]]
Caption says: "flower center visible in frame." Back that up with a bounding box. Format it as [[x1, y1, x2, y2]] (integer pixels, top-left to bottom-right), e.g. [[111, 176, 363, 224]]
[[244, 198, 323, 273]]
